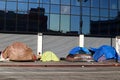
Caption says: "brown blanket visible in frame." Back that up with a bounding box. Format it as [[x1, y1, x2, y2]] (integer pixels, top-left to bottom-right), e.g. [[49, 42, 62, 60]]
[[1, 42, 36, 61]]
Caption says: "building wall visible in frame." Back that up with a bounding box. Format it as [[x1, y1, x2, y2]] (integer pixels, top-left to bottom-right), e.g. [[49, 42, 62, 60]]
[[0, 33, 116, 58], [0, 0, 119, 35]]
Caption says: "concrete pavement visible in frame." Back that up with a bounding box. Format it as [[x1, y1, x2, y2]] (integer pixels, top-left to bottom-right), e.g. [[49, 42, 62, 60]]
[[0, 61, 119, 80], [0, 66, 120, 80]]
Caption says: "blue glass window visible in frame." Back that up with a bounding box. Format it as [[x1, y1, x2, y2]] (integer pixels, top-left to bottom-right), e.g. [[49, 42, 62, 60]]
[[91, 16, 99, 21], [29, 0, 39, 3], [43, 4, 50, 13], [50, 14, 60, 31], [61, 0, 70, 5], [83, 16, 90, 34], [61, 5, 70, 14], [91, 0, 99, 8], [60, 15, 70, 33], [71, 15, 79, 32], [29, 3, 39, 11], [110, 0, 117, 9], [18, 0, 28, 2], [100, 9, 108, 17], [18, 3, 28, 12], [7, 0, 16, 1], [100, 0, 108, 9], [71, 0, 79, 6], [71, 6, 80, 15], [50, 5, 60, 14], [82, 0, 90, 7], [110, 10, 118, 18], [6, 2, 17, 12], [100, 17, 109, 21], [91, 8, 99, 17], [51, 0, 60, 4], [83, 7, 90, 16], [42, 0, 50, 4], [0, 1, 5, 10]]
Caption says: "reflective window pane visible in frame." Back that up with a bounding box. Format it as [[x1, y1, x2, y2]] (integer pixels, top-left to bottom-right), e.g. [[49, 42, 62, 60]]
[[29, 0, 39, 3], [71, 6, 80, 15], [6, 2, 17, 12], [91, 0, 99, 8], [18, 3, 28, 12], [7, 0, 16, 1], [83, 7, 90, 16], [83, 16, 90, 34], [82, 0, 90, 7], [110, 0, 117, 9], [29, 3, 39, 11], [43, 4, 50, 13], [18, 0, 28, 2], [17, 14, 27, 31], [100, 0, 108, 9], [71, 15, 79, 32], [119, 0, 120, 11], [51, 0, 60, 4], [91, 16, 99, 21], [50, 14, 59, 31], [71, 0, 79, 6], [51, 5, 60, 14], [91, 8, 99, 17], [42, 0, 50, 4], [61, 6, 70, 14], [100, 9, 108, 17], [60, 15, 70, 33], [110, 10, 118, 18], [61, 0, 70, 5], [0, 1, 5, 10]]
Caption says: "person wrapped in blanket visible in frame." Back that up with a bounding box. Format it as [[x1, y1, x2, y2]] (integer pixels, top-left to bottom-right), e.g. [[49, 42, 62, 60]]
[[66, 46, 94, 62]]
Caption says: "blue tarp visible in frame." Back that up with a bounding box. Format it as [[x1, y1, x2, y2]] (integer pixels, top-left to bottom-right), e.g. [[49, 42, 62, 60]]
[[90, 45, 117, 62], [69, 46, 90, 55]]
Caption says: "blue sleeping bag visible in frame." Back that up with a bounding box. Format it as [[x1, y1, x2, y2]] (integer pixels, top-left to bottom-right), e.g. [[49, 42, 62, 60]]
[[90, 45, 117, 62], [69, 46, 90, 55]]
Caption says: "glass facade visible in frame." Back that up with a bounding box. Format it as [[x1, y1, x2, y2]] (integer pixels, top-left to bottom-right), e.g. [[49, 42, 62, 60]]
[[0, 0, 119, 36]]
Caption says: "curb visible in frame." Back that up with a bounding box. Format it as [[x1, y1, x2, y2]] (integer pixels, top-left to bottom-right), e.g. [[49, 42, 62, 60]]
[[0, 63, 119, 67]]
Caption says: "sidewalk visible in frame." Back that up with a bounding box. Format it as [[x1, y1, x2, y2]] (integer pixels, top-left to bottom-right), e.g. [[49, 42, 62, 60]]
[[0, 61, 120, 67]]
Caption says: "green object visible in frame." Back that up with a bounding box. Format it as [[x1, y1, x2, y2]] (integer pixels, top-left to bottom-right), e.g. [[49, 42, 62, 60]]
[[41, 51, 60, 62]]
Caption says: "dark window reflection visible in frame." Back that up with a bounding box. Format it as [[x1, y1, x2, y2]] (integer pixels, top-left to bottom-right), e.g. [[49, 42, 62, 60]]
[[6, 11, 16, 31], [0, 7, 47, 33], [0, 11, 5, 31]]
